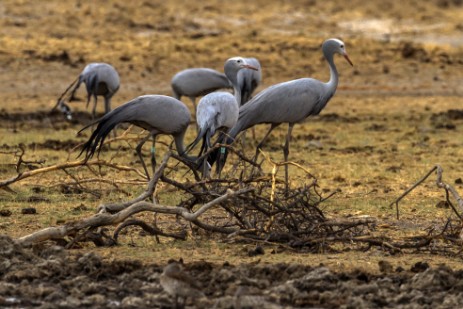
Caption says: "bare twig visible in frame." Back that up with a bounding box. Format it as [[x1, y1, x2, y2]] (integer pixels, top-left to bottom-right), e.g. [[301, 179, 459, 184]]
[[435, 165, 463, 219], [15, 144, 45, 172], [0, 158, 146, 189], [113, 219, 187, 243], [389, 165, 463, 220], [98, 151, 172, 213]]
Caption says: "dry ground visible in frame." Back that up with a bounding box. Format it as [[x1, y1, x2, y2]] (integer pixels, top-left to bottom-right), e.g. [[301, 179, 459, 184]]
[[1, 0, 463, 307]]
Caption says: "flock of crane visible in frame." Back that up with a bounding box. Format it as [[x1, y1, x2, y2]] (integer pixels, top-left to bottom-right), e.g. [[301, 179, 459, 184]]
[[55, 38, 353, 187]]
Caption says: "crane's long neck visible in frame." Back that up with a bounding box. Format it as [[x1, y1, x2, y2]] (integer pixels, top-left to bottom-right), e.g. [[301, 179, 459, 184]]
[[324, 50, 339, 96], [174, 131, 196, 162], [233, 84, 242, 106], [226, 69, 242, 107]]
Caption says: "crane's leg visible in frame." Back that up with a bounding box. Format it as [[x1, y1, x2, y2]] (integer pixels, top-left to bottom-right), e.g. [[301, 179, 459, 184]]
[[105, 97, 117, 138], [240, 127, 258, 150], [253, 124, 278, 164], [283, 124, 295, 196], [251, 127, 257, 144], [202, 156, 211, 180], [86, 92, 92, 109], [189, 97, 197, 115], [91, 95, 98, 121], [216, 130, 235, 178], [86, 92, 94, 127], [189, 97, 199, 132], [135, 134, 152, 180], [150, 136, 158, 176], [104, 97, 111, 115]]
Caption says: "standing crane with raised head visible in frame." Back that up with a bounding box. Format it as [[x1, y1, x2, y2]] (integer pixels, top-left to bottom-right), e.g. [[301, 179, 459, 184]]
[[236, 57, 262, 106], [78, 95, 200, 180], [55, 62, 120, 120], [211, 38, 353, 192], [184, 57, 258, 178], [236, 57, 262, 145], [171, 68, 232, 114]]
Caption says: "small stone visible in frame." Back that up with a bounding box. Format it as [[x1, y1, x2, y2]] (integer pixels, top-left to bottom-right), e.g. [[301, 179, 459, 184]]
[[248, 246, 265, 257], [0, 209, 12, 217], [411, 261, 429, 273], [21, 207, 37, 215], [436, 200, 449, 208], [378, 260, 393, 273]]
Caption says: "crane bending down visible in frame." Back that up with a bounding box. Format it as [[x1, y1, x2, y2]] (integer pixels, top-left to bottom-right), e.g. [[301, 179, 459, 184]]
[[78, 95, 199, 180], [211, 38, 353, 192], [55, 63, 120, 120], [171, 68, 232, 114], [184, 57, 258, 177]]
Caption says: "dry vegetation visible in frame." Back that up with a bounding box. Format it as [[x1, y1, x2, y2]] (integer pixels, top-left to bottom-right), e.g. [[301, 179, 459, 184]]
[[1, 0, 463, 307]]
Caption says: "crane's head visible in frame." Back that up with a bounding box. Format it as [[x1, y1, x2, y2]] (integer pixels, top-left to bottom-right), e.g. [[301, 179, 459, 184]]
[[323, 38, 353, 66], [224, 57, 259, 86], [56, 100, 73, 120], [225, 57, 258, 73]]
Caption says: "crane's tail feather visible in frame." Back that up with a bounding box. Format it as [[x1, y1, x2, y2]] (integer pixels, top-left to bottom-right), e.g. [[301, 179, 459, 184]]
[[78, 114, 119, 160]]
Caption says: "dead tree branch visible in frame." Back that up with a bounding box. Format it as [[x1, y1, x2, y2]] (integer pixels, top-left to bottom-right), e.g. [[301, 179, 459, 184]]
[[97, 152, 172, 213], [113, 219, 187, 243], [16, 185, 251, 246], [389, 165, 463, 220], [0, 158, 146, 189]]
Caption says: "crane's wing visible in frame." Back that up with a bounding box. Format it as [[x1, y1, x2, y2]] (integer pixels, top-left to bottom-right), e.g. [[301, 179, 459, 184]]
[[231, 78, 330, 137], [79, 95, 190, 159]]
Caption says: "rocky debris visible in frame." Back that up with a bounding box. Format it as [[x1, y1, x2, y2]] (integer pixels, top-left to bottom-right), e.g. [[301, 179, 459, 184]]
[[1, 236, 463, 308]]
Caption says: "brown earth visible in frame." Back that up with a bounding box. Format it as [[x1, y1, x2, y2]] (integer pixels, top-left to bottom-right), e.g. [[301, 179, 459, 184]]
[[2, 235, 463, 308], [1, 0, 463, 308]]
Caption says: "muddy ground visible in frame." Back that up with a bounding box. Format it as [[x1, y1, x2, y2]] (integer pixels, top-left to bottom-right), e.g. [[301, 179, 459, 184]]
[[2, 235, 463, 309], [1, 0, 463, 308]]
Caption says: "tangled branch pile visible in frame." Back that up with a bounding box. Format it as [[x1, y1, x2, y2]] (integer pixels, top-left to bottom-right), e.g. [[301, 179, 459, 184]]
[[4, 145, 462, 257]]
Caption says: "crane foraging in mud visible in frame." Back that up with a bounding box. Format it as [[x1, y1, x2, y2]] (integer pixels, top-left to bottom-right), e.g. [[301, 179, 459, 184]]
[[54, 63, 120, 120]]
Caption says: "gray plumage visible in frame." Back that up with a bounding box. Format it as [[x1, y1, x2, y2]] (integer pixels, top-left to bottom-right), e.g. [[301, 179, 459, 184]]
[[171, 68, 232, 113], [79, 95, 195, 179], [236, 57, 262, 106], [213, 39, 353, 190], [56, 62, 120, 120], [185, 57, 258, 177]]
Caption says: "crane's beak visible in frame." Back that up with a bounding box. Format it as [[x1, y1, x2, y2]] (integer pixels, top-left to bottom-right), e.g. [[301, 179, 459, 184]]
[[242, 64, 259, 71], [344, 53, 353, 66]]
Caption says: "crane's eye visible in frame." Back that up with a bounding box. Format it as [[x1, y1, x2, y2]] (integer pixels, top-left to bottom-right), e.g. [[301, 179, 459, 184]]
[[340, 44, 344, 48], [237, 59, 242, 63]]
